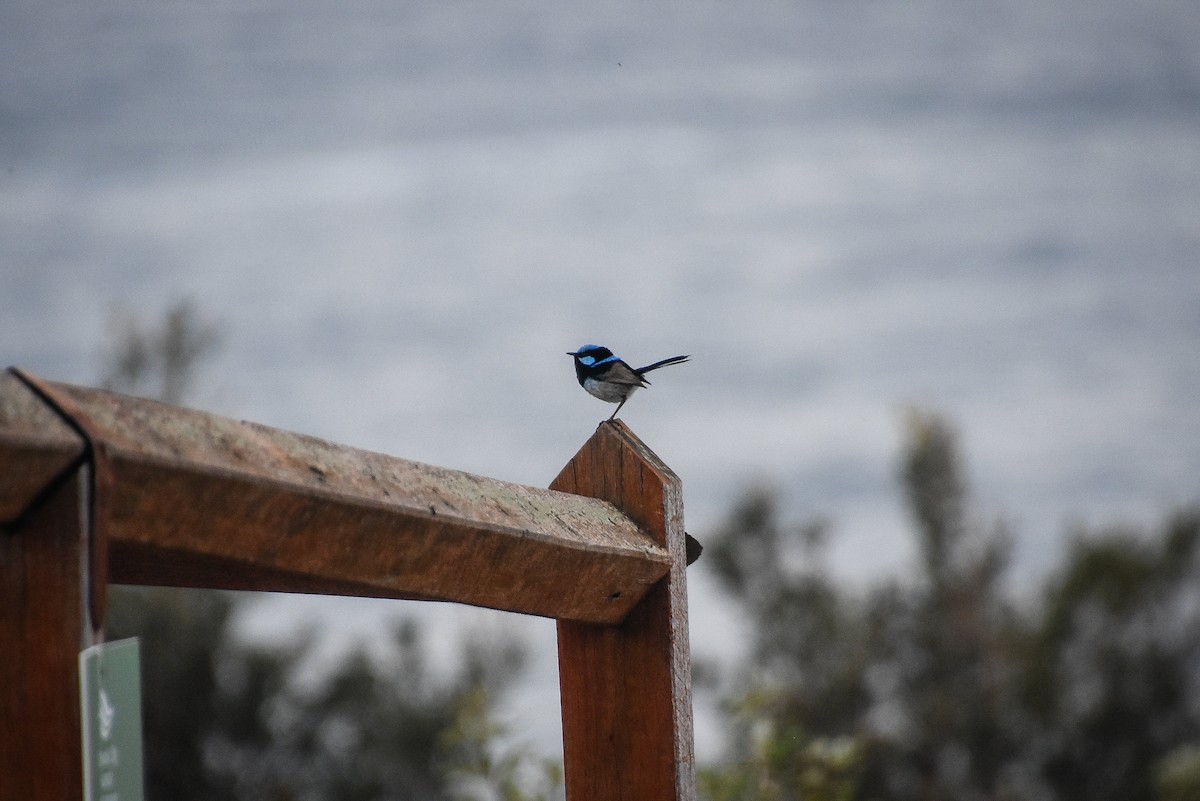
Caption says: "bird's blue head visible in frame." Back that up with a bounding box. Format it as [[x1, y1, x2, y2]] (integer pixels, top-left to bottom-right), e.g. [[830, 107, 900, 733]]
[[568, 344, 616, 367]]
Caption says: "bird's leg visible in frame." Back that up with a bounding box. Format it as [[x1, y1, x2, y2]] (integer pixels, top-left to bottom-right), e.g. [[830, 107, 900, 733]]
[[607, 398, 627, 421]]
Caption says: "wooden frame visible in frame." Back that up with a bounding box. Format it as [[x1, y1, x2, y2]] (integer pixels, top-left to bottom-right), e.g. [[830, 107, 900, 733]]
[[0, 370, 696, 801]]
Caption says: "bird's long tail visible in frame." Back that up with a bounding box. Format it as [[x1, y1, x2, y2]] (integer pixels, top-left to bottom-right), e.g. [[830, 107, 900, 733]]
[[636, 354, 690, 375]]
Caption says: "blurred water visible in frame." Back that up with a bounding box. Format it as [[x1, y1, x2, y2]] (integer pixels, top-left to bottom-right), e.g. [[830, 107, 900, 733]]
[[4, 0, 1199, 761]]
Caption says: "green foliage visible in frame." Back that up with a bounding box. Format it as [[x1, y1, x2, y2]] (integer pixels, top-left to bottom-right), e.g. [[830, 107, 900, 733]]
[[107, 588, 536, 801], [1021, 510, 1200, 801], [698, 688, 865, 801], [703, 409, 1200, 801], [438, 685, 564, 801], [1156, 744, 1200, 801]]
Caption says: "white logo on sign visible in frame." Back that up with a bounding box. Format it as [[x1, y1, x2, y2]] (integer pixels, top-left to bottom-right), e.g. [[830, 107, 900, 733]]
[[98, 688, 115, 740]]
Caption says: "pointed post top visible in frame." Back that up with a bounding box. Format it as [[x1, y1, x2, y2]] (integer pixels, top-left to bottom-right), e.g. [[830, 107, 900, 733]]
[[551, 420, 683, 552]]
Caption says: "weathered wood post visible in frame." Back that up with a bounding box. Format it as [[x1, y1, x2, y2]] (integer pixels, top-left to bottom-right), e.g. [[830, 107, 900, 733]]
[[553, 420, 696, 801], [0, 372, 94, 800], [1, 475, 94, 800]]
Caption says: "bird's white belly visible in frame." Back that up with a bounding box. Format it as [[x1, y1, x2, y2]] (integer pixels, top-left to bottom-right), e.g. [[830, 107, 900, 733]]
[[583, 377, 636, 404]]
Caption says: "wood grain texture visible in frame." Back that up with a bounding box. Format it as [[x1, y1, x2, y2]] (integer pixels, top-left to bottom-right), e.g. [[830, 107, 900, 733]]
[[0, 471, 93, 801], [0, 376, 671, 623], [552, 420, 696, 801]]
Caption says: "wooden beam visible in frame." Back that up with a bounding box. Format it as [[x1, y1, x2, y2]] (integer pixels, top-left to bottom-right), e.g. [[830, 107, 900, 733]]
[[0, 375, 671, 623], [0, 470, 93, 801], [553, 421, 696, 801]]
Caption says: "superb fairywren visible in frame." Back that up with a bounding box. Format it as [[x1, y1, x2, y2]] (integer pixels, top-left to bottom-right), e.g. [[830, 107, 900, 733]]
[[568, 344, 690, 420]]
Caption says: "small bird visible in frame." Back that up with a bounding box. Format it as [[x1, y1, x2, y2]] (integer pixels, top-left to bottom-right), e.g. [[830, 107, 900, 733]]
[[568, 344, 690, 420]]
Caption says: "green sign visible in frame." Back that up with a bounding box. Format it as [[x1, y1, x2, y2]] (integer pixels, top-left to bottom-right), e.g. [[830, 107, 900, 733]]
[[80, 638, 144, 801]]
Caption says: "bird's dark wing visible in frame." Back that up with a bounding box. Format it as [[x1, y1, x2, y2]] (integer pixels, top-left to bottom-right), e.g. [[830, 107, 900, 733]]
[[595, 359, 649, 387]]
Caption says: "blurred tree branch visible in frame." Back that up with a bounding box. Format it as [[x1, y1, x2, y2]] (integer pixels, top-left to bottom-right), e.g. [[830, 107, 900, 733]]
[[100, 298, 219, 405]]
